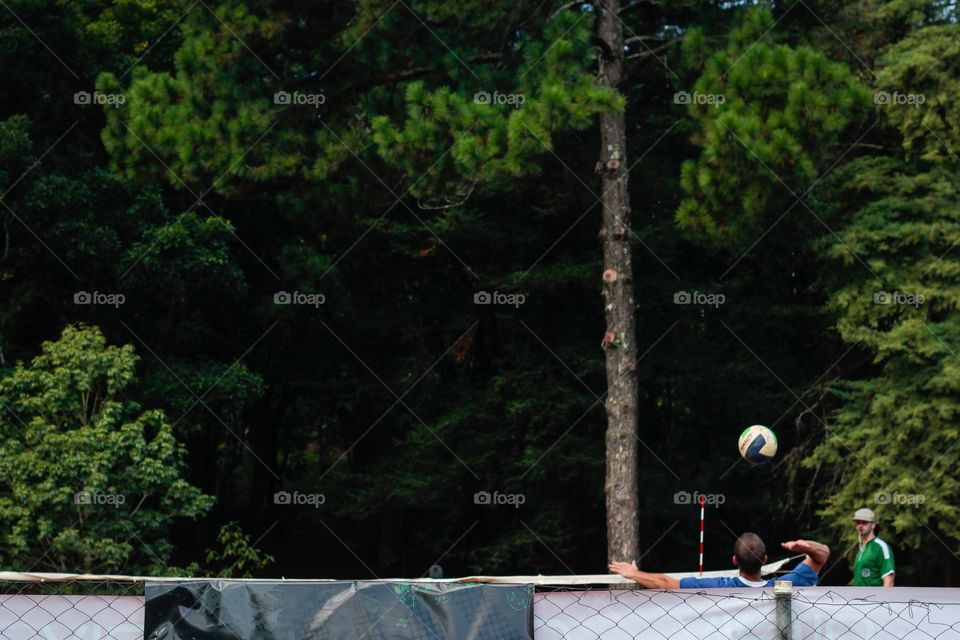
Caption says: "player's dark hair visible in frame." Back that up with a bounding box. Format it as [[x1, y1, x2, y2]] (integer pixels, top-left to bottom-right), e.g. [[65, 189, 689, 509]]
[[734, 532, 766, 575]]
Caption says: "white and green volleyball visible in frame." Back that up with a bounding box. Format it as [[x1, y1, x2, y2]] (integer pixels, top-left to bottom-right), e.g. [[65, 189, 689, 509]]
[[738, 425, 778, 463]]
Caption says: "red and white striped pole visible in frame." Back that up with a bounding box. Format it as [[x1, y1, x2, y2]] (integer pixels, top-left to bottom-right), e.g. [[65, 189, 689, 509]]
[[699, 494, 706, 576]]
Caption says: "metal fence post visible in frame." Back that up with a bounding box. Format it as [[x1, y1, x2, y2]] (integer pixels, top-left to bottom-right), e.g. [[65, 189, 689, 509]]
[[774, 580, 792, 640]]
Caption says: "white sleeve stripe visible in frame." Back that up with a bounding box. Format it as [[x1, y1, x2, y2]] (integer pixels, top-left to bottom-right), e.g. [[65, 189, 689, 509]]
[[882, 570, 895, 577], [874, 539, 892, 559]]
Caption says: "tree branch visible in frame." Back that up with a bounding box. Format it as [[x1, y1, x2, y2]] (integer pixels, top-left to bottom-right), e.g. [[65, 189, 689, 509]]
[[624, 35, 669, 44], [624, 37, 681, 83], [416, 180, 477, 210], [550, 0, 587, 19], [625, 40, 675, 61], [331, 53, 503, 100]]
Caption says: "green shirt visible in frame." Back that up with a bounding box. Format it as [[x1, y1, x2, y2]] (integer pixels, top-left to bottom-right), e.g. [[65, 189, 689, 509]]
[[853, 537, 895, 586]]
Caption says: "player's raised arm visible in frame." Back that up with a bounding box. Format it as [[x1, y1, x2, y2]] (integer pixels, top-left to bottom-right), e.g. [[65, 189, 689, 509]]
[[781, 539, 830, 573], [609, 560, 681, 589]]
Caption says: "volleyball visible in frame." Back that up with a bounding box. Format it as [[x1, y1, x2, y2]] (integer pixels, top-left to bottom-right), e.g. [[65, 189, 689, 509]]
[[738, 425, 777, 463]]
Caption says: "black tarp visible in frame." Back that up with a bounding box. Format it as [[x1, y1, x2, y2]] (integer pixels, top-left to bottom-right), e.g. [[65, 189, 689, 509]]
[[144, 580, 534, 640]]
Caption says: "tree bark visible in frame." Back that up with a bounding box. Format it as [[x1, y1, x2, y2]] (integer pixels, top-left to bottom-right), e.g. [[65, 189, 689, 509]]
[[596, 0, 640, 564]]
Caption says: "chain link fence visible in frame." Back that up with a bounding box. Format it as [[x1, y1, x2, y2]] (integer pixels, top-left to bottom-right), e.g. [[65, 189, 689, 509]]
[[0, 579, 144, 639], [792, 590, 960, 640], [533, 586, 960, 639], [2, 577, 960, 639]]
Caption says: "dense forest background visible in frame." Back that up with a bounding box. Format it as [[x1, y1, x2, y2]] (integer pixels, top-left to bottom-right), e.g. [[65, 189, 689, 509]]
[[2, 0, 960, 586]]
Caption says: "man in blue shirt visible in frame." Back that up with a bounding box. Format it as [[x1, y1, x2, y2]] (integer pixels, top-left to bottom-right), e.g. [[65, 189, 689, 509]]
[[608, 533, 830, 589]]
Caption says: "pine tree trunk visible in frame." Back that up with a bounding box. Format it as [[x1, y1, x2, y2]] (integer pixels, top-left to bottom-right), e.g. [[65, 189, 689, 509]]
[[597, 0, 640, 564]]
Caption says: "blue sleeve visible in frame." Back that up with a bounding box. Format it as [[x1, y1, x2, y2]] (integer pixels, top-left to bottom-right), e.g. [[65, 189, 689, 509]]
[[680, 577, 738, 588], [776, 563, 818, 586]]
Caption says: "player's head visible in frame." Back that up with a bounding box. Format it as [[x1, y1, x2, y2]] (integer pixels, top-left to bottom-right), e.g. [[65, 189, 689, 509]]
[[732, 532, 767, 574], [853, 508, 876, 537]]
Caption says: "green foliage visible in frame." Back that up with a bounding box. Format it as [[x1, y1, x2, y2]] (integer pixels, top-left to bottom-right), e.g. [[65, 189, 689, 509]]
[[187, 521, 275, 578], [7, 0, 960, 585], [676, 7, 870, 245], [369, 10, 622, 197], [875, 24, 960, 162], [0, 325, 213, 573], [0, 115, 34, 190], [120, 212, 247, 300], [85, 0, 631, 578], [100, 1, 620, 200], [804, 157, 960, 565]]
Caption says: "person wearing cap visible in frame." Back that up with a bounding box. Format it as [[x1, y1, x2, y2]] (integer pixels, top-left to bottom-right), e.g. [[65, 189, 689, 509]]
[[853, 507, 895, 587]]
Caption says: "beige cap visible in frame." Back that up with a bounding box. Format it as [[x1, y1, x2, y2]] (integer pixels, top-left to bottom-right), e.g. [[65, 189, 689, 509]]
[[853, 508, 876, 522]]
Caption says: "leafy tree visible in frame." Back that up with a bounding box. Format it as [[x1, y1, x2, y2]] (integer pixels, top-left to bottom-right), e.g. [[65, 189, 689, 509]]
[[9, 0, 960, 586], [91, 0, 629, 574], [189, 521, 275, 578], [804, 156, 960, 580], [784, 5, 960, 582], [675, 7, 870, 245], [0, 325, 213, 573], [873, 23, 960, 162]]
